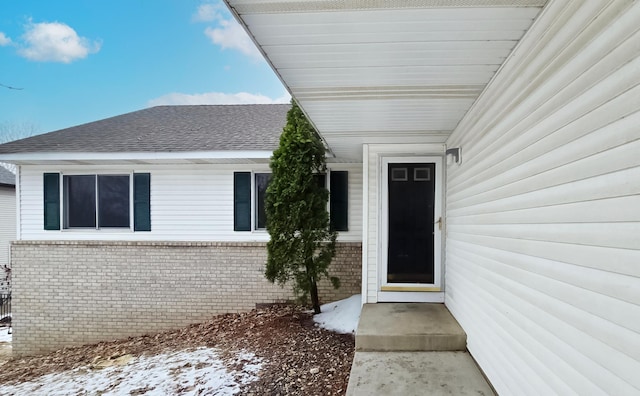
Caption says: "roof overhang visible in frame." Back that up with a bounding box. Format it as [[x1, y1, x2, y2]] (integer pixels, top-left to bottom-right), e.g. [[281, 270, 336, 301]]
[[0, 151, 362, 165], [0, 151, 275, 165], [225, 0, 548, 160]]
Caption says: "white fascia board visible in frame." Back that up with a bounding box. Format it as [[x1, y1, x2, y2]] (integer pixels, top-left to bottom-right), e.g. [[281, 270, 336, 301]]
[[0, 150, 274, 164]]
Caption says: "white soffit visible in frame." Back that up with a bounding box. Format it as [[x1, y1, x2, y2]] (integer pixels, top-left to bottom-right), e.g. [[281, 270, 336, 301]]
[[227, 0, 547, 160]]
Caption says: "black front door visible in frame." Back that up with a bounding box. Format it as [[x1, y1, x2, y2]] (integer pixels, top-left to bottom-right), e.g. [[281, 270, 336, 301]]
[[387, 163, 435, 284]]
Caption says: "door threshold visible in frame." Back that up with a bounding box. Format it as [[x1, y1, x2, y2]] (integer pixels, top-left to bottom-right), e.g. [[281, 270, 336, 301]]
[[381, 286, 441, 292], [378, 291, 444, 303]]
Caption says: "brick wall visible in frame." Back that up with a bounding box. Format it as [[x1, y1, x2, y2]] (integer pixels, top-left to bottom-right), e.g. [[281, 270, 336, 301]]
[[11, 241, 362, 356]]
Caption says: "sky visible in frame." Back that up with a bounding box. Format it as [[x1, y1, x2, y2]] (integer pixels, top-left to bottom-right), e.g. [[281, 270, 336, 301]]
[[0, 0, 289, 141]]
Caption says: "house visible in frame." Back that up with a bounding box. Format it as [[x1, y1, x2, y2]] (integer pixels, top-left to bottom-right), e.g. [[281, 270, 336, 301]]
[[0, 104, 363, 356], [2, 1, 639, 392], [221, 0, 640, 394], [0, 166, 15, 293]]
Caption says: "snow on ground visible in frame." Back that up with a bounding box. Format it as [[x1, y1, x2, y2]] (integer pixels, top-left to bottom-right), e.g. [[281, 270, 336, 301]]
[[2, 347, 262, 396], [1, 297, 360, 394], [0, 326, 10, 343], [313, 294, 362, 334]]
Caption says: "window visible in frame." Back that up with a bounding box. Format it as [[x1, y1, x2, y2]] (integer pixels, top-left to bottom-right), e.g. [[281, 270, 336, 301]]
[[234, 172, 272, 231], [63, 174, 130, 228], [254, 173, 271, 230], [64, 175, 97, 228], [391, 167, 408, 181], [414, 167, 431, 181], [233, 170, 348, 232], [43, 172, 151, 231]]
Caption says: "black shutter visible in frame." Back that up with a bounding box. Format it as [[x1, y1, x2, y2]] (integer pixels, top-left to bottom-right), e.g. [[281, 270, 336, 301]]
[[43, 173, 60, 230], [330, 171, 348, 231], [234, 172, 251, 231], [133, 173, 151, 231]]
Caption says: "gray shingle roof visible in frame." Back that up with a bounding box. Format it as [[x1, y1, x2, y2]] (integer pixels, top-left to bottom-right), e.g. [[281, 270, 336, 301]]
[[0, 104, 290, 154], [0, 167, 15, 186]]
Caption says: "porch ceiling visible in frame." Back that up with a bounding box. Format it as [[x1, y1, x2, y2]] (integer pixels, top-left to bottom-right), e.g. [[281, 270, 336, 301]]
[[226, 0, 547, 160]]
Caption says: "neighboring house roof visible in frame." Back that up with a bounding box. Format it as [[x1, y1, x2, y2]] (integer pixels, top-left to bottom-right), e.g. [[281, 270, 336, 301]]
[[0, 104, 290, 163], [0, 167, 15, 187]]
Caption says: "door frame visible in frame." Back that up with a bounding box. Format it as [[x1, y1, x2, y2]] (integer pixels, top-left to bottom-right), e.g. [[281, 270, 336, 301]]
[[378, 156, 443, 302]]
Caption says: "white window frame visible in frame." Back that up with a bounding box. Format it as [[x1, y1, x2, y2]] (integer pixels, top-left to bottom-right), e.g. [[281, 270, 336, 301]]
[[60, 172, 134, 231]]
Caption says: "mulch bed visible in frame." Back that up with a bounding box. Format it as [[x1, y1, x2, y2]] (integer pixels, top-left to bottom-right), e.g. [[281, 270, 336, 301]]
[[0, 305, 355, 395]]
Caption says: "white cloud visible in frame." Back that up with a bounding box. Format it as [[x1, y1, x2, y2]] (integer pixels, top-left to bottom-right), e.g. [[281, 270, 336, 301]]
[[193, 1, 263, 61], [18, 21, 101, 63], [193, 4, 221, 22], [148, 91, 291, 107], [205, 19, 263, 61], [0, 32, 11, 46]]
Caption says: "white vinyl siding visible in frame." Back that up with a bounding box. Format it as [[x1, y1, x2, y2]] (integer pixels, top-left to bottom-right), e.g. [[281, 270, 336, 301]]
[[445, 1, 640, 395], [362, 143, 445, 303], [18, 164, 362, 243], [0, 186, 16, 268]]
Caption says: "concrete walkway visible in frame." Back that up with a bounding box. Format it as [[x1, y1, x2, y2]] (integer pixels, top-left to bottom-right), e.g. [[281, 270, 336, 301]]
[[346, 351, 494, 395], [346, 303, 494, 395]]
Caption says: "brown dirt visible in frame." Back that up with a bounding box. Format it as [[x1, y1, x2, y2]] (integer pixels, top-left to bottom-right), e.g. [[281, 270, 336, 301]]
[[0, 305, 354, 395], [0, 340, 11, 365]]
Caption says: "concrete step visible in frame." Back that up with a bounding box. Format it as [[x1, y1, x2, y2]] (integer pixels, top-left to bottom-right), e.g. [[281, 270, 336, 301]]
[[346, 351, 495, 396], [355, 303, 467, 352]]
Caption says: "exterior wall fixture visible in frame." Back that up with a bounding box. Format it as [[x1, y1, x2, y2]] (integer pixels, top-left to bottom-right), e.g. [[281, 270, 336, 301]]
[[446, 147, 461, 165]]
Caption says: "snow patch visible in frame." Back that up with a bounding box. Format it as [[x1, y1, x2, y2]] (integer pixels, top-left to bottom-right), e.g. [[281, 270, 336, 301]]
[[2, 347, 262, 395], [313, 294, 362, 334], [0, 326, 11, 343]]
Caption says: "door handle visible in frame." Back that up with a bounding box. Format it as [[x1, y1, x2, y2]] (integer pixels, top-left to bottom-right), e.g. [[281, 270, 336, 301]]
[[435, 217, 442, 230]]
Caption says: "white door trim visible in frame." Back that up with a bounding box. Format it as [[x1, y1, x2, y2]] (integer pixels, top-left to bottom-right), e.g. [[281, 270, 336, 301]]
[[378, 156, 443, 302]]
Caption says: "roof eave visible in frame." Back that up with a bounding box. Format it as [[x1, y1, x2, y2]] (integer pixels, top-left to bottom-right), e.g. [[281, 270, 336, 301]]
[[0, 150, 275, 165]]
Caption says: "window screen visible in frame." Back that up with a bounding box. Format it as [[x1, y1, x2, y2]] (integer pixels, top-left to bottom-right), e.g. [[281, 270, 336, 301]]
[[63, 174, 130, 229], [255, 173, 271, 230]]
